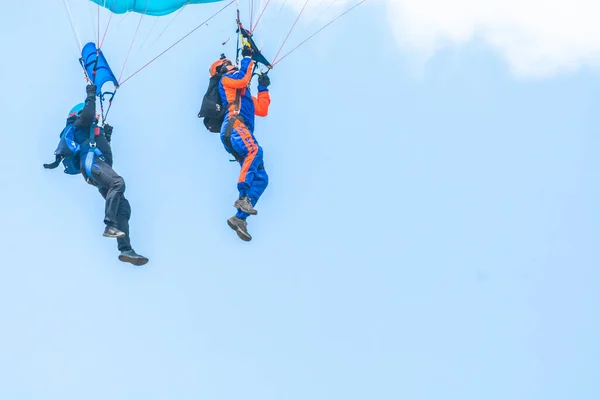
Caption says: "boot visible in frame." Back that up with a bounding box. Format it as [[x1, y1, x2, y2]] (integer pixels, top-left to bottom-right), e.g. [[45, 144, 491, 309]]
[[103, 225, 126, 239], [234, 196, 257, 215], [227, 216, 252, 241], [118, 249, 149, 266]]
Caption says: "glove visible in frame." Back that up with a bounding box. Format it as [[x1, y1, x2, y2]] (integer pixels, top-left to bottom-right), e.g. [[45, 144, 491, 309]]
[[104, 124, 113, 142], [241, 46, 253, 58], [86, 84, 97, 96], [258, 73, 270, 88]]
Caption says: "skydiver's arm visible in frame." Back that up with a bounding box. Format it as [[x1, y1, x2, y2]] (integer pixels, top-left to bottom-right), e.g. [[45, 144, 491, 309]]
[[253, 91, 271, 117], [221, 58, 254, 89], [75, 92, 97, 129]]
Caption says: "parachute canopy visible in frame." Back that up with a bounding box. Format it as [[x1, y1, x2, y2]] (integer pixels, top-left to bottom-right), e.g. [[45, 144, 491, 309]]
[[90, 0, 224, 16]]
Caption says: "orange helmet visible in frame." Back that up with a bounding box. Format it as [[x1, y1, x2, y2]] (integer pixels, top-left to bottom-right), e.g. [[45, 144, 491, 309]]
[[209, 55, 236, 77]]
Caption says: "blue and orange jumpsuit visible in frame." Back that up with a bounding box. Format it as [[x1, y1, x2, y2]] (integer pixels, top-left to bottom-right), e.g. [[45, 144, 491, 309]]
[[219, 57, 271, 220]]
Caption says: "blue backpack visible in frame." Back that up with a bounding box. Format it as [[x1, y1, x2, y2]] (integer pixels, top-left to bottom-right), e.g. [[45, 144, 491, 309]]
[[43, 124, 82, 175]]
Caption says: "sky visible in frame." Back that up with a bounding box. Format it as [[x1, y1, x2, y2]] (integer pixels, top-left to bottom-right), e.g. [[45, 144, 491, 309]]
[[0, 0, 598, 399]]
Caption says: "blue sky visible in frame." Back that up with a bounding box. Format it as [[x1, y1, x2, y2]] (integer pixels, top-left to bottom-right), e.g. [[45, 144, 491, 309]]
[[0, 0, 598, 399]]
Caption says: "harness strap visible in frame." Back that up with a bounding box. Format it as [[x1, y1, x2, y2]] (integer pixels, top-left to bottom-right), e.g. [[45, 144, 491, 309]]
[[223, 113, 246, 162], [233, 88, 241, 112], [84, 121, 104, 183], [84, 146, 104, 183], [222, 87, 246, 161], [218, 86, 241, 120]]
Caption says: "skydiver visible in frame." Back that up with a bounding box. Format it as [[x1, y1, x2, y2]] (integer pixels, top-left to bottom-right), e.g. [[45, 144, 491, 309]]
[[46, 84, 149, 266], [214, 46, 272, 241]]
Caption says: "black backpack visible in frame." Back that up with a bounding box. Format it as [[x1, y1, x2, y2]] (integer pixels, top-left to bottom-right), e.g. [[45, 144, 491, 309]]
[[198, 74, 226, 133]]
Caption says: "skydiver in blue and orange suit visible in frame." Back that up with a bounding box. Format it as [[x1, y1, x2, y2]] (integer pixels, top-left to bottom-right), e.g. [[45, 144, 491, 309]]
[[215, 47, 271, 241]]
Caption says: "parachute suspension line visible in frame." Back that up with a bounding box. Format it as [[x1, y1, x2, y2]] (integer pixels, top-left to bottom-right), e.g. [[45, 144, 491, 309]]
[[117, 12, 129, 28], [271, 0, 303, 57], [275, 0, 289, 20], [273, 0, 368, 65], [234, 0, 240, 19], [135, 16, 161, 59], [99, 0, 119, 50], [99, 13, 114, 50], [118, 0, 150, 82], [94, 49, 116, 126], [99, 95, 106, 125], [236, 30, 240, 64], [62, 0, 83, 53], [86, 0, 98, 47], [272, 0, 308, 63], [89, 49, 108, 124], [250, 0, 272, 34], [257, 0, 264, 27], [97, 3, 101, 46], [236, 8, 241, 64], [300, 0, 338, 41], [305, 0, 331, 27], [119, 0, 236, 86], [100, 93, 116, 125], [323, 0, 341, 15], [147, 4, 187, 50]]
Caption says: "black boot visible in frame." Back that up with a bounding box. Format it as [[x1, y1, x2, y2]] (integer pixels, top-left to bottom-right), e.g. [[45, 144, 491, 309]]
[[227, 216, 252, 241], [234, 196, 257, 215], [118, 249, 149, 266]]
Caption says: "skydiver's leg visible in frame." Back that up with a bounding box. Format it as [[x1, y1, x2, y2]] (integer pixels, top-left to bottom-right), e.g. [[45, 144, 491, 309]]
[[228, 159, 267, 241], [229, 123, 266, 217], [99, 186, 132, 251], [97, 175, 147, 265], [115, 197, 132, 251], [235, 155, 268, 220], [83, 158, 126, 236], [230, 122, 261, 197], [247, 163, 269, 207]]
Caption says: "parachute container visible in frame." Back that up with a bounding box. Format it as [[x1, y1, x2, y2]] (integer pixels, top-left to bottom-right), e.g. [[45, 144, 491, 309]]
[[90, 0, 224, 16], [80, 42, 119, 95]]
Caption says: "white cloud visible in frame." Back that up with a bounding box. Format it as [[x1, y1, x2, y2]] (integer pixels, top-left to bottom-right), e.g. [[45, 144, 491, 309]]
[[384, 0, 600, 78]]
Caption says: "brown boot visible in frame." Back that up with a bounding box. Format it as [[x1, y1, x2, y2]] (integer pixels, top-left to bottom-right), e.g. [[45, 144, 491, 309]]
[[227, 216, 252, 241]]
